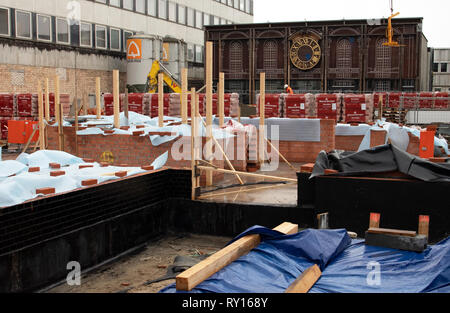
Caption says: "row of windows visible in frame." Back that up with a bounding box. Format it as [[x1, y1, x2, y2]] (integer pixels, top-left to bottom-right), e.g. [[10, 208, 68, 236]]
[[433, 63, 449, 73], [0, 6, 206, 64], [92, 0, 249, 28]]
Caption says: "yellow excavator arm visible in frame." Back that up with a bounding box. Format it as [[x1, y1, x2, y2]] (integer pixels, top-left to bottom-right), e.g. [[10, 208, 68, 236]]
[[146, 60, 182, 93]]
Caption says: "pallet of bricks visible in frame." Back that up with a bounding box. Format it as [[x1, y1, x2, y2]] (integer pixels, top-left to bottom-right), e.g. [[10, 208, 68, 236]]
[[341, 94, 374, 124], [169, 93, 240, 118], [0, 93, 15, 142], [283, 94, 315, 118], [313, 94, 341, 121], [384, 92, 407, 124], [434, 92, 449, 110], [256, 93, 283, 118]]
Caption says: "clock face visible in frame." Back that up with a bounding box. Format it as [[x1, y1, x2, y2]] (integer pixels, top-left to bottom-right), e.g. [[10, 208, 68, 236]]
[[290, 36, 321, 70]]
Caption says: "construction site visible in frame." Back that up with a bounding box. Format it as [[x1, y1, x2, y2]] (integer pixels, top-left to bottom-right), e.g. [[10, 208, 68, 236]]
[[0, 0, 449, 298]]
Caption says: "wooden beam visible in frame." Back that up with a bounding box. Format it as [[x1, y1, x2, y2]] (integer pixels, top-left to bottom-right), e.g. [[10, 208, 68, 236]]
[[367, 227, 417, 237], [418, 215, 429, 238], [198, 182, 294, 199], [218, 72, 225, 127], [96, 77, 101, 119], [124, 88, 129, 124], [191, 88, 199, 200], [74, 98, 79, 156], [176, 222, 298, 291], [45, 78, 50, 122], [259, 72, 265, 163], [181, 68, 188, 124], [54, 76, 63, 151], [205, 41, 213, 186], [113, 69, 120, 129], [285, 264, 322, 293], [37, 81, 45, 151], [158, 72, 164, 128], [197, 165, 297, 182]]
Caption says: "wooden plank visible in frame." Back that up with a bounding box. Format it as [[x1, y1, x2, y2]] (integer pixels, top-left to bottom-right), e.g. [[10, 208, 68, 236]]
[[113, 69, 120, 129], [38, 80, 45, 151], [259, 72, 265, 163], [181, 68, 188, 124], [158, 72, 164, 128], [124, 88, 129, 124], [55, 76, 63, 150], [176, 222, 298, 291], [45, 78, 50, 122], [219, 72, 225, 127], [418, 215, 430, 238], [285, 264, 322, 293], [96, 77, 101, 119], [197, 165, 297, 183], [191, 87, 199, 200], [205, 41, 213, 186], [368, 227, 417, 237]]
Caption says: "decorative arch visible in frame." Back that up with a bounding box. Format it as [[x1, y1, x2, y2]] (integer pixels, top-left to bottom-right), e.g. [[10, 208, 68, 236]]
[[375, 38, 392, 78], [330, 27, 360, 36], [263, 40, 278, 69], [222, 31, 249, 40], [229, 41, 243, 73], [336, 39, 352, 78], [256, 29, 284, 39]]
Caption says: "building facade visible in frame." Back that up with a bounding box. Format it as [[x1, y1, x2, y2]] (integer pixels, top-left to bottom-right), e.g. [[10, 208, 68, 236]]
[[0, 0, 254, 103], [432, 48, 450, 92], [205, 18, 431, 104]]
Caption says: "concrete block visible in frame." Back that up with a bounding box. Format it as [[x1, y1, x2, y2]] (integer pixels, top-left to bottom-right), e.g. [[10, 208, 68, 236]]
[[365, 231, 428, 252]]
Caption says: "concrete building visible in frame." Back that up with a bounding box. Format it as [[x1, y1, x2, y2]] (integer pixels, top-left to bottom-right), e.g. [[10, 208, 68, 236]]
[[0, 0, 254, 104], [432, 48, 450, 92]]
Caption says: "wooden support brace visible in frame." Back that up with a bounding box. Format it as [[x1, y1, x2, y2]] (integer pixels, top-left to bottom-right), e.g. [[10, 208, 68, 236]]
[[176, 222, 298, 291], [266, 138, 296, 171], [205, 41, 213, 186], [219, 72, 225, 127], [158, 72, 164, 128], [113, 69, 120, 129], [285, 264, 322, 293], [96, 77, 101, 119], [45, 78, 50, 122], [197, 165, 297, 183], [37, 81, 45, 151], [259, 72, 266, 163], [191, 88, 200, 200]]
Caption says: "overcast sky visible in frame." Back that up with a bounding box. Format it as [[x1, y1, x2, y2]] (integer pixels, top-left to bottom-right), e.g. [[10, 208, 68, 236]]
[[253, 0, 450, 48]]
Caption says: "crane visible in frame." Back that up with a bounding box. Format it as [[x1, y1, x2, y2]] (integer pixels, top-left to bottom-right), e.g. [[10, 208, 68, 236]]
[[145, 60, 182, 93], [383, 0, 404, 47]]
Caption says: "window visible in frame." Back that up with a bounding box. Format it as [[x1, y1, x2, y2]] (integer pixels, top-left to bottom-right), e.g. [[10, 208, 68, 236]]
[[336, 39, 352, 78], [168, 2, 176, 22], [80, 22, 92, 47], [110, 0, 120, 7], [213, 16, 220, 25], [37, 14, 52, 42], [230, 41, 243, 72], [441, 63, 448, 73], [187, 43, 194, 62], [245, 0, 251, 13], [178, 5, 186, 24], [148, 0, 156, 16], [136, 0, 146, 13], [16, 10, 31, 39], [0, 7, 10, 36], [195, 11, 202, 29], [228, 0, 233, 6], [95, 25, 107, 49], [375, 39, 391, 78], [234, 0, 239, 9], [433, 63, 439, 72], [123, 30, 133, 52], [123, 0, 134, 10], [56, 17, 70, 44], [187, 8, 194, 27], [110, 28, 121, 51], [96, 0, 107, 3], [195, 45, 203, 63], [159, 0, 167, 19], [263, 40, 277, 69], [204, 13, 210, 26], [240, 0, 245, 11]]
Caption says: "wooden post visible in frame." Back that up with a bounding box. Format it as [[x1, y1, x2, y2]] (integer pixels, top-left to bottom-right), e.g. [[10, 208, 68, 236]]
[[191, 87, 199, 200], [113, 69, 120, 129], [83, 92, 88, 116], [205, 41, 213, 186], [96, 77, 101, 119], [74, 98, 79, 156], [259, 72, 266, 163], [196, 166, 297, 182], [158, 73, 164, 127], [124, 88, 129, 124], [418, 215, 430, 238], [181, 68, 188, 124], [55, 76, 63, 151], [176, 222, 298, 291], [369, 212, 381, 229], [45, 78, 50, 122], [379, 96, 383, 120], [285, 264, 322, 293], [37, 81, 45, 151], [219, 72, 225, 127]]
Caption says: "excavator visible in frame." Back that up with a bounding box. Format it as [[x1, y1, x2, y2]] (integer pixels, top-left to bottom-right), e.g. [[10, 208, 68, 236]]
[[145, 60, 182, 93]]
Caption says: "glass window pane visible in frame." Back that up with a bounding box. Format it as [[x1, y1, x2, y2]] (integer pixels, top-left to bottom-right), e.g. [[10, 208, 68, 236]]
[[96, 0, 107, 3], [37, 15, 51, 41], [246, 0, 251, 13], [187, 8, 194, 27], [159, 0, 167, 19], [178, 5, 185, 24], [168, 2, 176, 22], [56, 18, 69, 43], [136, 0, 145, 13], [123, 0, 134, 10], [187, 43, 194, 62], [0, 8, 9, 36], [240, 0, 245, 11], [110, 0, 120, 6], [442, 63, 448, 73], [214, 16, 219, 25], [195, 45, 203, 63], [16, 11, 31, 38], [148, 0, 156, 16], [96, 25, 106, 48], [80, 23, 92, 46], [124, 31, 133, 52], [195, 11, 202, 29], [204, 13, 210, 26], [234, 0, 239, 9], [110, 28, 120, 50]]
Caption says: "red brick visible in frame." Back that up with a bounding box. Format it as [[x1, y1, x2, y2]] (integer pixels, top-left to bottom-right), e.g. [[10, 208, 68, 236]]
[[300, 163, 315, 173], [49, 163, 61, 169], [104, 129, 115, 134], [50, 171, 65, 177], [100, 162, 110, 167], [428, 157, 447, 163], [136, 125, 146, 129], [120, 126, 130, 130], [83, 158, 95, 163], [36, 187, 55, 195], [141, 165, 154, 171], [82, 179, 98, 186], [28, 167, 40, 173], [324, 169, 338, 175], [79, 164, 94, 169], [133, 130, 144, 136], [115, 171, 128, 178]]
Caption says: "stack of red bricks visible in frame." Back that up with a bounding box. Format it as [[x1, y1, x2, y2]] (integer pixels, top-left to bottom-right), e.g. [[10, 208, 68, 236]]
[[0, 93, 15, 140], [418, 92, 434, 109], [283, 94, 315, 118], [402, 92, 418, 109], [256, 93, 283, 118], [387, 92, 401, 108], [434, 92, 449, 109], [119, 93, 151, 115], [314, 94, 340, 121], [342, 94, 374, 124]]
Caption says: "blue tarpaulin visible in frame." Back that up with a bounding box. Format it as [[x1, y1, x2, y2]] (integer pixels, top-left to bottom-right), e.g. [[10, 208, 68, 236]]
[[160, 228, 450, 293]]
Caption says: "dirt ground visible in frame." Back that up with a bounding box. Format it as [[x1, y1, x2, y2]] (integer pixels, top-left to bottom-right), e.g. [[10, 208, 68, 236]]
[[47, 233, 232, 293]]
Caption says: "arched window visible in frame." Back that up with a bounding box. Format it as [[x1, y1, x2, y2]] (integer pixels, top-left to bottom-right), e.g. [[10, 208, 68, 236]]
[[263, 40, 277, 69], [375, 38, 391, 77], [230, 41, 243, 73], [336, 39, 352, 78]]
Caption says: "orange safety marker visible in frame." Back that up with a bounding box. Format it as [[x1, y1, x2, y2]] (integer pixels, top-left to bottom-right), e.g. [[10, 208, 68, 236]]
[[418, 215, 430, 237], [369, 213, 381, 229], [419, 130, 435, 159]]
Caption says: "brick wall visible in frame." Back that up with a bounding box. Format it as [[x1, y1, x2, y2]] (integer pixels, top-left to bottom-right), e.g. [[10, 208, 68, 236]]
[[370, 130, 387, 147], [335, 135, 365, 151], [0, 64, 127, 108], [406, 132, 420, 156]]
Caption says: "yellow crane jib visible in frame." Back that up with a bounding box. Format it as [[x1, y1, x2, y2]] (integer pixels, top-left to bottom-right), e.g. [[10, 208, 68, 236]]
[[383, 12, 403, 47], [146, 60, 182, 93]]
